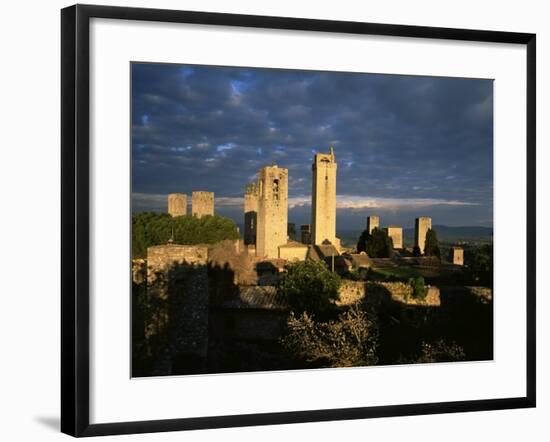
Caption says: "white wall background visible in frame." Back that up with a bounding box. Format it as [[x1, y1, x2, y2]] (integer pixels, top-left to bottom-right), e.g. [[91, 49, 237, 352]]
[[0, 0, 547, 440]]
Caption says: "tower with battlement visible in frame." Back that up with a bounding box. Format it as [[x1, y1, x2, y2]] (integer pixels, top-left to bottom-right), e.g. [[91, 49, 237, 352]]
[[415, 216, 432, 254], [192, 191, 214, 218], [168, 193, 187, 217], [311, 147, 337, 246], [243, 183, 258, 245], [256, 166, 288, 258]]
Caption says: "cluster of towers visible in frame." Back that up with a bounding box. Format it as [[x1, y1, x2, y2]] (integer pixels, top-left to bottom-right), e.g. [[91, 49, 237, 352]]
[[366, 214, 433, 254], [167, 191, 214, 218], [166, 147, 440, 259], [244, 147, 338, 259]]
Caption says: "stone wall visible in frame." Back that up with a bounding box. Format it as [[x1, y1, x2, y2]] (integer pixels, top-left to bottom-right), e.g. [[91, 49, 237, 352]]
[[337, 280, 440, 307], [146, 244, 209, 375], [132, 258, 146, 284]]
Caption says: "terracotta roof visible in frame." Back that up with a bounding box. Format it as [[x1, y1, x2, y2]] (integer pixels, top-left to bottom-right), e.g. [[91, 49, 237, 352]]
[[217, 286, 288, 310]]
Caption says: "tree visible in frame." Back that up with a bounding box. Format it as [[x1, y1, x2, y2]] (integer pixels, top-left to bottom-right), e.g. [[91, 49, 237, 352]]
[[281, 305, 378, 368], [423, 228, 440, 258], [132, 212, 240, 258], [277, 260, 341, 316], [412, 245, 421, 257], [408, 276, 428, 299], [357, 227, 393, 258], [468, 244, 493, 287]]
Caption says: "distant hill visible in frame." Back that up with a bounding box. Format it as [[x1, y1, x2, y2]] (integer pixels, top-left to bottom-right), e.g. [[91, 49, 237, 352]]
[[337, 225, 493, 248]]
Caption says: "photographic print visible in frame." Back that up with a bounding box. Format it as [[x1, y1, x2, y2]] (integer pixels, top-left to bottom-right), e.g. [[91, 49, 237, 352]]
[[130, 62, 494, 378]]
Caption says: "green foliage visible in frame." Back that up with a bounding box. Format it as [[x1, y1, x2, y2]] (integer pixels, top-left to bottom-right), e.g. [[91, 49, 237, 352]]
[[412, 245, 421, 257], [281, 305, 378, 368], [369, 266, 420, 282], [132, 212, 240, 258], [424, 228, 441, 258], [467, 244, 493, 287], [357, 227, 393, 258], [408, 276, 428, 299], [277, 260, 341, 316]]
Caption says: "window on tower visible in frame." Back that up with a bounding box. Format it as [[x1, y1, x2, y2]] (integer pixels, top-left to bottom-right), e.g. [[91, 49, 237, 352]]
[[273, 179, 280, 200]]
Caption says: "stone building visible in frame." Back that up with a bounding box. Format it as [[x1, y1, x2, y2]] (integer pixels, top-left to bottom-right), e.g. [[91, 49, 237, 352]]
[[192, 191, 214, 218], [146, 244, 209, 374], [312, 147, 337, 246], [256, 165, 288, 258], [414, 216, 432, 254], [366, 215, 380, 234], [384, 226, 403, 249], [300, 224, 312, 245], [167, 193, 187, 217], [243, 183, 258, 245], [278, 240, 309, 261], [451, 246, 464, 265]]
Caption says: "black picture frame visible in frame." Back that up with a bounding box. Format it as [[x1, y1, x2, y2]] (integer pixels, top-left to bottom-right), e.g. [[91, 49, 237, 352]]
[[61, 4, 536, 437]]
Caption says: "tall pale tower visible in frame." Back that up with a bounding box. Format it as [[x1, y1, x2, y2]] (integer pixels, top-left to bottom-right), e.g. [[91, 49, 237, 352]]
[[366, 215, 380, 234], [311, 147, 337, 245], [415, 216, 432, 254], [256, 166, 288, 258]]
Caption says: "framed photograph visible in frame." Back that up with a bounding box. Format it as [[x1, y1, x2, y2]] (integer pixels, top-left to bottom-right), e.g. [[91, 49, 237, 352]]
[[61, 4, 536, 437]]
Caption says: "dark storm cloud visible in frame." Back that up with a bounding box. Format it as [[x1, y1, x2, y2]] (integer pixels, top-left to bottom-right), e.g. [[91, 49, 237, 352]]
[[132, 63, 493, 228]]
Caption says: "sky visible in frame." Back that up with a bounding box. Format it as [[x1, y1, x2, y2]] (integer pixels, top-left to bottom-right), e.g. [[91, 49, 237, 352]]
[[131, 62, 493, 230]]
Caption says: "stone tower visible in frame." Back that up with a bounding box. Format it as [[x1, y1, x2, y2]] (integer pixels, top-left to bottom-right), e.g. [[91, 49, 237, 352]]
[[311, 147, 337, 245], [384, 226, 403, 249], [146, 244, 209, 374], [415, 216, 432, 254], [300, 224, 312, 245], [168, 193, 187, 217], [366, 215, 380, 234], [256, 165, 288, 258], [192, 191, 214, 218], [243, 183, 258, 245], [451, 246, 464, 265]]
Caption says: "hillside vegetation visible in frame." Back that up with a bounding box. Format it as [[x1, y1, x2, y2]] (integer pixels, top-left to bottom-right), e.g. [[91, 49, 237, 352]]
[[132, 212, 240, 258]]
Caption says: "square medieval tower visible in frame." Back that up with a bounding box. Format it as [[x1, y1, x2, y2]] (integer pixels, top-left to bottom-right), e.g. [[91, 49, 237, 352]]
[[256, 166, 288, 258], [311, 147, 337, 245], [243, 183, 258, 245], [415, 216, 432, 254]]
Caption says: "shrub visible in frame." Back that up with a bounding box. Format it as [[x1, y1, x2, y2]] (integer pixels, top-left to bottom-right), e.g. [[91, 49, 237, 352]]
[[408, 276, 428, 300], [281, 305, 378, 368], [357, 227, 393, 258], [416, 339, 466, 363], [277, 260, 341, 316], [424, 228, 441, 258]]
